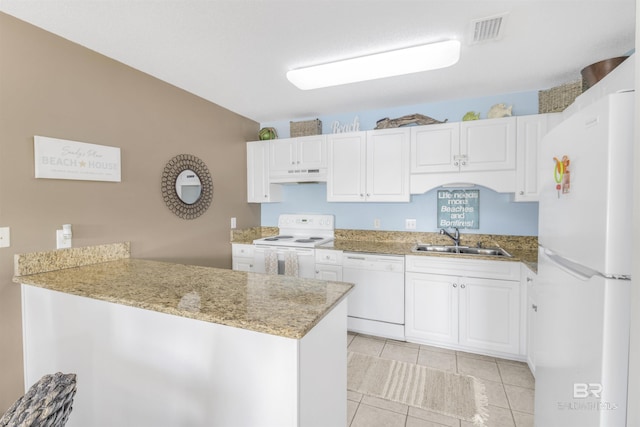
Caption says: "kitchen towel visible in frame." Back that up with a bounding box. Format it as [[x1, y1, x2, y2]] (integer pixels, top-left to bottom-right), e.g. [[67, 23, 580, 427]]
[[264, 249, 278, 275], [284, 252, 299, 277]]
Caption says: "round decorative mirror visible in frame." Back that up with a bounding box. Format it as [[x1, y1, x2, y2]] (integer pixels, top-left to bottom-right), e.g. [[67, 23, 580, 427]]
[[161, 154, 213, 219]]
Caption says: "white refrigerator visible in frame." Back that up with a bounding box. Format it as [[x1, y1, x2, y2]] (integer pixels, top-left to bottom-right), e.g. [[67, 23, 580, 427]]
[[535, 91, 633, 426]]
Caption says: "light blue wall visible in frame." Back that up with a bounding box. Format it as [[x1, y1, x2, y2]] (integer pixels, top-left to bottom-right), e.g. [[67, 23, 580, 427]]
[[260, 90, 541, 236], [260, 183, 538, 236]]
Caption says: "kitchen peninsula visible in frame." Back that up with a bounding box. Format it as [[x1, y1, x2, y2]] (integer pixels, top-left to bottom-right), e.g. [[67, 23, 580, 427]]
[[14, 243, 353, 427]]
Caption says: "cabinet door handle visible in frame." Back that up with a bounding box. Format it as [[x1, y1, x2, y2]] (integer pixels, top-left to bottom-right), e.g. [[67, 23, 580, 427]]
[[532, 304, 538, 312], [454, 161, 459, 166], [452, 283, 457, 288], [460, 284, 466, 289], [519, 191, 525, 195], [461, 161, 466, 166], [526, 277, 533, 282]]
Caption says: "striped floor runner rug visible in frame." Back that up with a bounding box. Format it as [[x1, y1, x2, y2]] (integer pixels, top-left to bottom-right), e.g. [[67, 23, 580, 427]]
[[347, 351, 489, 426]]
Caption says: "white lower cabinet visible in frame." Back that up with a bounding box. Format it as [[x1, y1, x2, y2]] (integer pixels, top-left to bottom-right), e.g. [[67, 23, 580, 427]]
[[457, 276, 520, 354], [405, 272, 458, 344], [315, 249, 343, 281], [405, 256, 522, 357], [231, 243, 256, 272]]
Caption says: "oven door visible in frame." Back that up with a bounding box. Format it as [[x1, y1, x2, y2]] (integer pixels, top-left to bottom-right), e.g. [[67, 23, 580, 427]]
[[253, 246, 316, 279]]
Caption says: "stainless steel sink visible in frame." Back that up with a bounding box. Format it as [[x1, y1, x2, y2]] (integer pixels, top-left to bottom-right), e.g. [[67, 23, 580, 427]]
[[412, 244, 512, 257]]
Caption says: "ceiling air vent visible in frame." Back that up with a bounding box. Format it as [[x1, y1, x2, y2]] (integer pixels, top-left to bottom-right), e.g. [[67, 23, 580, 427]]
[[470, 13, 508, 44]]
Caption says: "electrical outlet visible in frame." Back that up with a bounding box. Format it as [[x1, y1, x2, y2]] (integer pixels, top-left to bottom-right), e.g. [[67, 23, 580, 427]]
[[0, 227, 10, 248], [373, 219, 381, 229], [405, 219, 417, 230]]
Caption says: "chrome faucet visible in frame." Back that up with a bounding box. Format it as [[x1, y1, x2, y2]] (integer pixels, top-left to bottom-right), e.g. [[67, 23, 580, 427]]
[[440, 227, 461, 247]]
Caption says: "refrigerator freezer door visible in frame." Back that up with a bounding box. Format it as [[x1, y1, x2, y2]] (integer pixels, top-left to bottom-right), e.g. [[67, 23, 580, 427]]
[[538, 92, 634, 277], [535, 247, 630, 427]]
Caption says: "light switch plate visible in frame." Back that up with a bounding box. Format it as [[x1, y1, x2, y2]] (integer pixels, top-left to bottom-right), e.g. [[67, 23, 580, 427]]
[[405, 219, 417, 230], [0, 227, 10, 248], [56, 229, 72, 249]]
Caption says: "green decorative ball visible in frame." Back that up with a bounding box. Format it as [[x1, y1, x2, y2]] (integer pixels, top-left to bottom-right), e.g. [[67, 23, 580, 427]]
[[258, 127, 278, 140]]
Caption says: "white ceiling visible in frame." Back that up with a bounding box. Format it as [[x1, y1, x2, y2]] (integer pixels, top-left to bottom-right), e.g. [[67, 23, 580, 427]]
[[0, 1, 635, 123]]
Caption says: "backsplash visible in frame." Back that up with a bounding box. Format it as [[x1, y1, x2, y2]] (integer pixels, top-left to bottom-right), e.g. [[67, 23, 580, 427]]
[[14, 242, 131, 277]]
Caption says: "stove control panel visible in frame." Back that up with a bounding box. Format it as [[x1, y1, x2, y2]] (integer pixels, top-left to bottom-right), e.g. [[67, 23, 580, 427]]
[[277, 214, 334, 231]]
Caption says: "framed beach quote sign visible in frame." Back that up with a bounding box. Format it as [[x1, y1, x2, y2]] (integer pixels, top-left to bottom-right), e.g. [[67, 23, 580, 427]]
[[437, 189, 479, 229], [34, 136, 121, 182]]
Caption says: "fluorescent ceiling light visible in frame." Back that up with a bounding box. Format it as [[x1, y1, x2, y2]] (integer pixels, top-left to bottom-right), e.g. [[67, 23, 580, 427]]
[[286, 40, 461, 90]]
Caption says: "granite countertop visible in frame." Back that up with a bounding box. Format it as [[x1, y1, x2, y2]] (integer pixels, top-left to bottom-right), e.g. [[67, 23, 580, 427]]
[[325, 240, 538, 271], [14, 244, 353, 340], [233, 228, 539, 272]]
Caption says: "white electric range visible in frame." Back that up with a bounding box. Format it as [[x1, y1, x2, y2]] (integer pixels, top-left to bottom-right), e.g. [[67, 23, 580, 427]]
[[252, 214, 335, 278]]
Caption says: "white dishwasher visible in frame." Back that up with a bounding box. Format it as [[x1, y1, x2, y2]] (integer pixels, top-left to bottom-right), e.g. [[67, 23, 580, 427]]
[[342, 252, 405, 340]]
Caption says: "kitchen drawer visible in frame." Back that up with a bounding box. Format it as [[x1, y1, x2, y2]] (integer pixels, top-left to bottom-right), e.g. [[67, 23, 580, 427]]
[[315, 249, 343, 264], [405, 255, 520, 281], [232, 244, 255, 258]]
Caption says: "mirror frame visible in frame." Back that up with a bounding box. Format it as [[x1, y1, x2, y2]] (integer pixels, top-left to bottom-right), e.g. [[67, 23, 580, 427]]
[[161, 154, 213, 219]]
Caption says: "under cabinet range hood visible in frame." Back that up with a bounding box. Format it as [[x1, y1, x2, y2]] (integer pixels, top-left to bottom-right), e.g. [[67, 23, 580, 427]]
[[269, 167, 327, 183]]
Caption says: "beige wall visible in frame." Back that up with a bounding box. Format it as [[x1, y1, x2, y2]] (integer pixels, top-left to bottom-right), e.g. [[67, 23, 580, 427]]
[[0, 12, 260, 410]]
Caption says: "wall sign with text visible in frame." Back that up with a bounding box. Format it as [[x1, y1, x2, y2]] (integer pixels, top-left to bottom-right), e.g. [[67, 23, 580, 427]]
[[34, 136, 121, 182], [437, 189, 479, 229]]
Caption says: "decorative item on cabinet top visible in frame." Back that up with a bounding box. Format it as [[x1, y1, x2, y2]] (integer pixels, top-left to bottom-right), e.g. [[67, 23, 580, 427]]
[[375, 113, 447, 129], [487, 103, 513, 119], [581, 56, 629, 91], [462, 111, 480, 121], [290, 119, 322, 137], [538, 80, 582, 113], [258, 127, 278, 140]]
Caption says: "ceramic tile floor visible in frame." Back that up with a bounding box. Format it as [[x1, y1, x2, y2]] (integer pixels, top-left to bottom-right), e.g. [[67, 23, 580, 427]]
[[347, 333, 535, 427]]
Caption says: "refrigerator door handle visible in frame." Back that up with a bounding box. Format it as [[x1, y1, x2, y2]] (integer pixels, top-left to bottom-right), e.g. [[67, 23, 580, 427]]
[[542, 247, 598, 281]]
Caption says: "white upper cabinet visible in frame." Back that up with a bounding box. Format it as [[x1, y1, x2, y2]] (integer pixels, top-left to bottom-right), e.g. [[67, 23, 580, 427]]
[[411, 118, 516, 175], [246, 113, 558, 201], [326, 132, 366, 201], [269, 135, 326, 181], [515, 113, 562, 202], [327, 128, 410, 202], [366, 128, 411, 202], [411, 122, 460, 173], [247, 141, 282, 203], [460, 116, 516, 172]]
